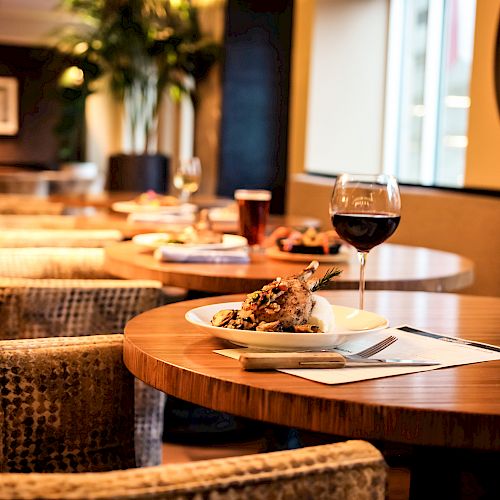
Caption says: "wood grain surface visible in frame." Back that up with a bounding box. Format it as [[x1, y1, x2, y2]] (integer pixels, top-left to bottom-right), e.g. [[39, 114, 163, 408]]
[[124, 290, 500, 451], [0, 211, 321, 240], [106, 241, 474, 293]]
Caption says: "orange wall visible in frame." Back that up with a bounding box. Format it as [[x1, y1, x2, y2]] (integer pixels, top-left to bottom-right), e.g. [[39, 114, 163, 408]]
[[464, 0, 500, 189]]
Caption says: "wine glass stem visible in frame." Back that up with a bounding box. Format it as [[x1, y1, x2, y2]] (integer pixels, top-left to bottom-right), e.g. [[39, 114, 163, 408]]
[[179, 190, 190, 203], [357, 251, 368, 310]]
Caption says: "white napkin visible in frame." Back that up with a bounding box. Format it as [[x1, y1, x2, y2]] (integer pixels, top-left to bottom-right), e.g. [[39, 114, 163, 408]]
[[154, 246, 250, 263], [208, 206, 238, 222], [215, 325, 500, 385]]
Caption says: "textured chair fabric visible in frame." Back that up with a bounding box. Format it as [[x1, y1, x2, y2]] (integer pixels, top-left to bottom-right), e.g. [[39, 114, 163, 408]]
[[0, 440, 386, 499], [0, 229, 123, 247], [0, 247, 114, 279], [0, 277, 169, 468], [0, 335, 136, 473], [0, 214, 77, 229], [0, 196, 63, 215], [0, 278, 166, 338]]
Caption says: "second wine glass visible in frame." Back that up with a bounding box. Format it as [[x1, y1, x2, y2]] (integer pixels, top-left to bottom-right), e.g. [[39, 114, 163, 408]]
[[173, 157, 202, 203], [329, 173, 401, 310]]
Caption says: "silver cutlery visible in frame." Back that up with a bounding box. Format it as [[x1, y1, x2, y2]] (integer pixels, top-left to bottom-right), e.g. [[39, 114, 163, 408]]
[[348, 335, 398, 358], [239, 351, 439, 370], [247, 335, 398, 358]]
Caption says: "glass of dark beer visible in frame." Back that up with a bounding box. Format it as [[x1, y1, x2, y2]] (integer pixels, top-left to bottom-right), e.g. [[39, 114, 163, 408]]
[[235, 189, 272, 249]]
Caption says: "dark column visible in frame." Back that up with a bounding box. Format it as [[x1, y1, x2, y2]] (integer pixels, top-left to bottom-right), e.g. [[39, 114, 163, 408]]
[[217, 0, 293, 214]]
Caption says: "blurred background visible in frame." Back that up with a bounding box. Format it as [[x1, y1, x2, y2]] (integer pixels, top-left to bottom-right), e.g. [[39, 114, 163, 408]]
[[0, 0, 500, 300], [0, 0, 498, 212]]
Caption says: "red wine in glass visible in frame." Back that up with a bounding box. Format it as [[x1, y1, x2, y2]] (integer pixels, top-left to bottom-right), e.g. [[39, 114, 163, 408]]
[[330, 174, 401, 310], [331, 212, 401, 252]]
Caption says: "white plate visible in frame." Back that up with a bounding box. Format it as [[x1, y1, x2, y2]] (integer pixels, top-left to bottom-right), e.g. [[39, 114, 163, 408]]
[[112, 201, 197, 215], [185, 301, 389, 350], [133, 233, 248, 251]]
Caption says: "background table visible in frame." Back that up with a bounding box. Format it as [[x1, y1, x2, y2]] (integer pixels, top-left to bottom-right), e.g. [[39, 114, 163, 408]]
[[105, 242, 474, 293], [124, 290, 500, 497]]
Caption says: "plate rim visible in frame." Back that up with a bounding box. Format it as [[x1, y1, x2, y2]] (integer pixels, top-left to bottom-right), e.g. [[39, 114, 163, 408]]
[[185, 300, 389, 349], [112, 200, 197, 214], [133, 233, 248, 250]]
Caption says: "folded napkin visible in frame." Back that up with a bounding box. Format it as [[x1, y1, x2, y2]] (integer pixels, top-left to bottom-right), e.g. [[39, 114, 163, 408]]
[[154, 246, 250, 263], [208, 206, 238, 223]]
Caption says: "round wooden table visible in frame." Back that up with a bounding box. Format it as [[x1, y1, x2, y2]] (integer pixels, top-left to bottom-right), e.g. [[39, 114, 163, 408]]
[[105, 241, 474, 293], [124, 290, 500, 497], [0, 212, 321, 240]]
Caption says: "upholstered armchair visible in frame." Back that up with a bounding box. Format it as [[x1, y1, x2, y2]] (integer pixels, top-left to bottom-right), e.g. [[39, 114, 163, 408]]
[[0, 335, 135, 472], [0, 196, 64, 215], [0, 277, 166, 338], [0, 247, 113, 279], [1, 429, 385, 499], [0, 277, 172, 467], [0, 229, 123, 247]]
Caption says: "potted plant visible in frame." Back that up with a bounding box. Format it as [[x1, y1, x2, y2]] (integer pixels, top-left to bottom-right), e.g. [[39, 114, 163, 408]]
[[53, 58, 101, 193], [56, 0, 220, 192]]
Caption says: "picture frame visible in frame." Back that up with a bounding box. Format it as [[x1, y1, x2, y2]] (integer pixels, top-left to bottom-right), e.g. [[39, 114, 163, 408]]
[[0, 76, 19, 136]]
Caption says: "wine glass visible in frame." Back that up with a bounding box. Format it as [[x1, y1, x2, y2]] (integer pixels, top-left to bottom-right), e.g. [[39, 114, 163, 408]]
[[329, 173, 401, 310], [173, 157, 202, 203]]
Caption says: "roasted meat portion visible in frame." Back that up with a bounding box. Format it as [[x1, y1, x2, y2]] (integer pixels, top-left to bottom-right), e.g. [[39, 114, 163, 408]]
[[211, 261, 341, 332]]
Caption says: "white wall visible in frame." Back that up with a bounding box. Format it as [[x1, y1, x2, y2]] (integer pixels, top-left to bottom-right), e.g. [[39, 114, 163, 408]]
[[305, 0, 389, 176], [0, 0, 76, 46], [464, 0, 500, 189]]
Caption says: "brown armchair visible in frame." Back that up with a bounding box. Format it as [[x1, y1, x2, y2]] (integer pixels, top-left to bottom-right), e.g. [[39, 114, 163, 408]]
[[0, 277, 172, 468], [0, 228, 123, 247], [0, 335, 135, 472]]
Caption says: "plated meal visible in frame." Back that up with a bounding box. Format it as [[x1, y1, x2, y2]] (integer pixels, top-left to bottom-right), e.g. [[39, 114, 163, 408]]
[[185, 261, 389, 349], [112, 190, 197, 214], [275, 227, 343, 254], [211, 261, 339, 333], [134, 190, 180, 207], [265, 227, 352, 263]]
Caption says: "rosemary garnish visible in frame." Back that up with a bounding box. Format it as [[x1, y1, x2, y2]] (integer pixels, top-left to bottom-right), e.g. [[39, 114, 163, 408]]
[[310, 267, 342, 292]]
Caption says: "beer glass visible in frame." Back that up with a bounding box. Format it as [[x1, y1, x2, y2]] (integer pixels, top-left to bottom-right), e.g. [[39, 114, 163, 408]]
[[234, 189, 272, 249]]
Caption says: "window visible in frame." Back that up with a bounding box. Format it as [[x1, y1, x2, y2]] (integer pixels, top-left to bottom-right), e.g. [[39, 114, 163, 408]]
[[302, 0, 476, 187], [384, 0, 477, 187]]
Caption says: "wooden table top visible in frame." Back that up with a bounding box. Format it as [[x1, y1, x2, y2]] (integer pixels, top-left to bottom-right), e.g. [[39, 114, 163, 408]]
[[124, 290, 500, 451], [0, 210, 321, 239], [105, 241, 474, 293]]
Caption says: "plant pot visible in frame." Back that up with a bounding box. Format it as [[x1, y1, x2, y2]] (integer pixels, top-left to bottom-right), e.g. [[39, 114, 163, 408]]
[[107, 154, 169, 193]]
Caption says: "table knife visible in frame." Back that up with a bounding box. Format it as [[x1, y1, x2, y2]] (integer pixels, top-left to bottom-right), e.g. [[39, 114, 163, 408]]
[[239, 351, 440, 370]]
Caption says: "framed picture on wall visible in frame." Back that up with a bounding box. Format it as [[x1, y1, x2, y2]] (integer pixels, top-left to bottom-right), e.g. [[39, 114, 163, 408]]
[[0, 76, 19, 136]]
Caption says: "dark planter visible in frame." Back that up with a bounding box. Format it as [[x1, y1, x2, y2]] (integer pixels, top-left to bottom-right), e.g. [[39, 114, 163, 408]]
[[107, 154, 169, 193]]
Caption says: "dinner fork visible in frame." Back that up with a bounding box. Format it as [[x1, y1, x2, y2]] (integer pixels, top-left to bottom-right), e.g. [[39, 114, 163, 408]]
[[289, 335, 398, 356], [352, 335, 398, 358]]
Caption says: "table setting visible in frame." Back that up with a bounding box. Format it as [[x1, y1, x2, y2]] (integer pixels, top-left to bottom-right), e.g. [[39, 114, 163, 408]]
[[212, 324, 500, 385], [124, 289, 500, 445], [119, 176, 495, 498], [181, 252, 498, 385], [131, 206, 251, 264], [167, 173, 495, 385]]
